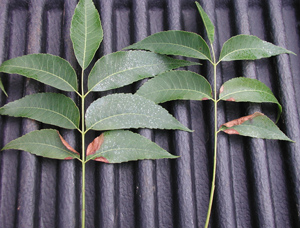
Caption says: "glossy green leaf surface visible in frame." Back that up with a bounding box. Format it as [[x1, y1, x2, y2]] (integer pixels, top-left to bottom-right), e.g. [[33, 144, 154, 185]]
[[0, 54, 78, 92], [219, 77, 282, 120], [0, 93, 80, 129], [219, 35, 295, 62], [70, 0, 103, 70], [220, 112, 293, 142], [88, 50, 199, 92], [85, 93, 192, 132], [136, 70, 212, 103], [195, 1, 215, 44], [0, 78, 7, 96], [2, 129, 80, 160], [125, 30, 212, 61], [86, 130, 178, 163]]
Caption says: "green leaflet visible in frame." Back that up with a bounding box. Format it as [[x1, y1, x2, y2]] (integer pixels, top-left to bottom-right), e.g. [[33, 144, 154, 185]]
[[0, 93, 80, 129], [218, 35, 295, 62], [136, 70, 212, 103], [124, 30, 212, 61], [2, 129, 80, 160], [219, 77, 282, 121], [87, 50, 199, 93], [86, 130, 178, 163], [195, 1, 215, 44], [85, 93, 192, 132], [0, 54, 78, 92], [70, 0, 103, 70], [219, 112, 293, 142], [0, 78, 7, 96]]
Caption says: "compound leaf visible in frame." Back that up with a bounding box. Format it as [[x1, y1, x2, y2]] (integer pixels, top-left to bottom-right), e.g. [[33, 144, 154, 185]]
[[136, 70, 212, 103], [124, 30, 212, 61], [195, 1, 215, 44], [0, 54, 78, 92], [219, 77, 282, 121], [2, 129, 80, 160], [70, 0, 103, 70], [219, 112, 293, 142], [0, 93, 80, 129], [85, 93, 192, 132], [86, 130, 178, 163], [88, 50, 199, 92], [219, 35, 295, 62]]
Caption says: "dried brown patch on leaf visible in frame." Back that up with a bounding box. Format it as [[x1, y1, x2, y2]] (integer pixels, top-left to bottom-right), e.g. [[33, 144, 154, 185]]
[[226, 97, 236, 101], [219, 85, 224, 93], [223, 129, 240, 135], [86, 134, 104, 156], [222, 112, 263, 128], [64, 157, 74, 160], [202, 97, 209, 101], [94, 156, 109, 163], [58, 131, 79, 155]]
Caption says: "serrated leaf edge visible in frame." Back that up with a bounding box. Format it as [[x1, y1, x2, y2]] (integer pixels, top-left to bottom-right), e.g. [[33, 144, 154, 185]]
[[124, 30, 212, 61], [0, 93, 80, 130], [0, 54, 78, 92], [2, 129, 81, 159], [136, 70, 213, 103], [218, 35, 295, 63]]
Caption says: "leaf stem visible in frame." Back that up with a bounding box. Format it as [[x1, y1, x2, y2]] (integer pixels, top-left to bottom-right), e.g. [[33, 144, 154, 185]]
[[204, 43, 218, 228], [80, 68, 86, 228]]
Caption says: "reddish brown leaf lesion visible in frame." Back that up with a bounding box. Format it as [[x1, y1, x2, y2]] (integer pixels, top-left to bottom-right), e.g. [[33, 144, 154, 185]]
[[226, 98, 236, 101], [220, 112, 264, 135], [86, 134, 104, 156], [86, 134, 110, 163], [219, 85, 224, 93], [57, 131, 79, 155], [94, 156, 109, 163]]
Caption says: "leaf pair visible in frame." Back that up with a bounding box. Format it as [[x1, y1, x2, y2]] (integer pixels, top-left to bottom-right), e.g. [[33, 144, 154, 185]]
[[126, 3, 294, 64], [125, 32, 294, 65], [3, 129, 179, 162]]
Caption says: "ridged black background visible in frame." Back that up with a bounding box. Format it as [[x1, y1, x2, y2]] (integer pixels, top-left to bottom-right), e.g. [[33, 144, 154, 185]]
[[0, 0, 299, 227]]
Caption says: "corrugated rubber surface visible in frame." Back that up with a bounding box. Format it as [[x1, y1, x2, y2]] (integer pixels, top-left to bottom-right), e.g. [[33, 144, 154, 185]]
[[0, 0, 299, 227]]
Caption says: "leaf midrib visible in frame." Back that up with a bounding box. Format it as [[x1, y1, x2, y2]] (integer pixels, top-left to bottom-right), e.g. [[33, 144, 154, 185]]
[[89, 62, 188, 92], [88, 147, 164, 160], [1, 106, 79, 129], [82, 0, 88, 70], [231, 124, 284, 137], [4, 142, 79, 158], [139, 88, 212, 99], [219, 89, 278, 102], [2, 65, 75, 91], [86, 112, 170, 131], [136, 42, 210, 60], [219, 47, 276, 62]]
